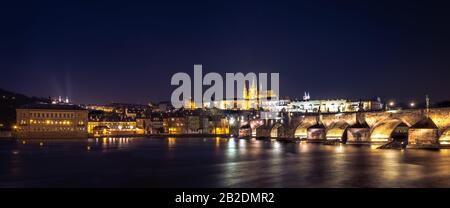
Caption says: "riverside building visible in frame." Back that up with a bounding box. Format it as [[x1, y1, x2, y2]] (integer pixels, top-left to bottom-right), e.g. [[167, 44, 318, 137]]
[[15, 103, 88, 138]]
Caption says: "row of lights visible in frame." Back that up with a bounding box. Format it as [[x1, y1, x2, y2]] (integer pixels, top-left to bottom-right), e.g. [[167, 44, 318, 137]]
[[28, 119, 76, 125]]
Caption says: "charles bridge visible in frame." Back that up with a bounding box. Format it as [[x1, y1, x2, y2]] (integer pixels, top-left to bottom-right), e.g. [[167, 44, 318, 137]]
[[248, 107, 450, 148]]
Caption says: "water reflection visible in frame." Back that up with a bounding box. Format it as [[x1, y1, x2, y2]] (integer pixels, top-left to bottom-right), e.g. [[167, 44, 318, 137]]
[[215, 137, 220, 148], [167, 137, 176, 148], [2, 137, 450, 187], [97, 137, 132, 150]]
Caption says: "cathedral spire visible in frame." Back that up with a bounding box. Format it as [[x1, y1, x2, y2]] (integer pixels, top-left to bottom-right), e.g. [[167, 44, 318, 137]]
[[303, 91, 310, 101]]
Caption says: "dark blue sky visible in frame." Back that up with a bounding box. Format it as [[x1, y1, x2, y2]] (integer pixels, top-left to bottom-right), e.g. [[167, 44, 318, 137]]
[[1, 0, 449, 104]]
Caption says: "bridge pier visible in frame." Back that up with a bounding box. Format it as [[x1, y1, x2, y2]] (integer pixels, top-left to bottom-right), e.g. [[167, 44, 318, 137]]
[[407, 117, 440, 149], [307, 123, 326, 142], [347, 128, 371, 144]]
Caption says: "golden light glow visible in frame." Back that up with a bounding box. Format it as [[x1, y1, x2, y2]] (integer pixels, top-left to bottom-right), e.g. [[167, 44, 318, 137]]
[[370, 120, 403, 141], [326, 125, 347, 140], [439, 129, 450, 143], [294, 123, 312, 139], [370, 138, 389, 142], [214, 127, 229, 134], [168, 127, 177, 134], [167, 137, 176, 146], [215, 137, 220, 147]]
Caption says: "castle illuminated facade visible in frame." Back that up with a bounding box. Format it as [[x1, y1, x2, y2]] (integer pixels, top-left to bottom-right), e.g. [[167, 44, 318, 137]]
[[187, 80, 276, 110]]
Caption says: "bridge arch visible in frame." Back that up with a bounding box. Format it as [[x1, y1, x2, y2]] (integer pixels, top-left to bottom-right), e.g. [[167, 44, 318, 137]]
[[250, 120, 264, 137], [326, 121, 350, 142], [370, 119, 409, 143], [270, 123, 283, 138], [439, 128, 450, 145], [294, 122, 314, 139]]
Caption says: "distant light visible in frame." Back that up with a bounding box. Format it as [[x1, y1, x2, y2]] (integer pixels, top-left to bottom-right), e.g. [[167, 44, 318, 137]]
[[389, 101, 395, 106], [410, 102, 416, 107]]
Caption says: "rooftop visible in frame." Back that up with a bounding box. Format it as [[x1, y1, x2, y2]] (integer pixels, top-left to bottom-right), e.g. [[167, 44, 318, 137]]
[[17, 103, 86, 111]]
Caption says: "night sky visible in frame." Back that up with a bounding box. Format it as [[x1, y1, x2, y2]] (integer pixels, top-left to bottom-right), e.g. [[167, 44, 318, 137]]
[[1, 0, 450, 104]]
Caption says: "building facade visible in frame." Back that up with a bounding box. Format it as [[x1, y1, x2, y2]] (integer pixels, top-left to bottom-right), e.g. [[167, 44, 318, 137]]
[[15, 103, 88, 138], [87, 121, 143, 136], [163, 116, 187, 134], [289, 99, 383, 113]]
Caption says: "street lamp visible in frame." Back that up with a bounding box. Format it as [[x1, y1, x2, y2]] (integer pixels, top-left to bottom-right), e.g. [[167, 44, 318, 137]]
[[229, 117, 235, 125], [389, 101, 395, 107], [410, 102, 416, 108]]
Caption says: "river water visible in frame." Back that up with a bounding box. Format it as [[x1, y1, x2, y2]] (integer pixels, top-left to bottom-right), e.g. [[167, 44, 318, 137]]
[[1, 137, 450, 188]]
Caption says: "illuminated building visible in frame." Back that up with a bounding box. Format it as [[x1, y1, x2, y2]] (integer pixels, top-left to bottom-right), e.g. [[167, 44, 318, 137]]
[[162, 110, 230, 135], [260, 99, 290, 112], [201, 88, 382, 112], [85, 104, 114, 112], [197, 80, 276, 110], [107, 103, 152, 119], [15, 103, 88, 138], [288, 96, 383, 113], [51, 96, 70, 105], [186, 115, 202, 133], [88, 121, 143, 136], [207, 117, 229, 135], [163, 116, 187, 134], [147, 115, 164, 134]]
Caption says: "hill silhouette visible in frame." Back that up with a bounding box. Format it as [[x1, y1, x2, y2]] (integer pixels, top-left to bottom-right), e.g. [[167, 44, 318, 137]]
[[0, 89, 48, 130]]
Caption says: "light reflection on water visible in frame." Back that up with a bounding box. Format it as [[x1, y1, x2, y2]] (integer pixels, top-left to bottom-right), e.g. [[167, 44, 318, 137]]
[[1, 137, 450, 188]]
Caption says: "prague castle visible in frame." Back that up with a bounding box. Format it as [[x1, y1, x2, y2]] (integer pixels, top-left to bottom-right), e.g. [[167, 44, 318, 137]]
[[191, 80, 276, 110]]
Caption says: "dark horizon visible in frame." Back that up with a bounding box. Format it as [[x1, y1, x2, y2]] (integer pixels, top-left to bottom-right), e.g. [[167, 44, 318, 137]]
[[1, 0, 450, 104]]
